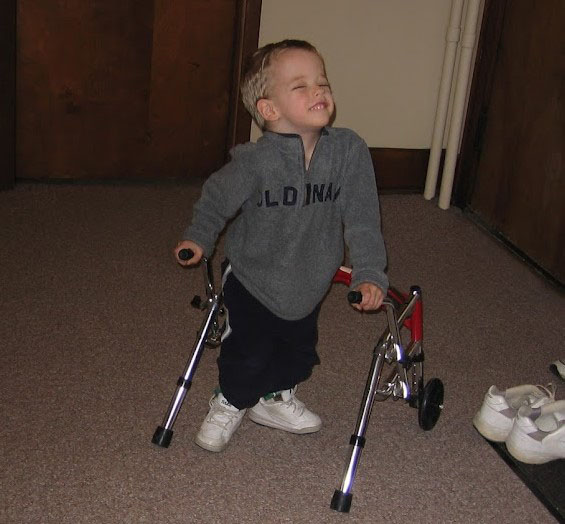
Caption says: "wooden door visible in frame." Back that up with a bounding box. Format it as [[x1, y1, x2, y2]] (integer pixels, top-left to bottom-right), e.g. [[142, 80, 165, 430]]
[[16, 0, 260, 181], [457, 0, 565, 283]]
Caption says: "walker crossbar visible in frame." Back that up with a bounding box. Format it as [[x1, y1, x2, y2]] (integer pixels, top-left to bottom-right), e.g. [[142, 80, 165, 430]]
[[330, 267, 443, 513]]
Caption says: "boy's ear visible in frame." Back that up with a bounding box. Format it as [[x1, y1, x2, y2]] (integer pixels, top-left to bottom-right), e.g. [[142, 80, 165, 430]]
[[256, 98, 279, 123]]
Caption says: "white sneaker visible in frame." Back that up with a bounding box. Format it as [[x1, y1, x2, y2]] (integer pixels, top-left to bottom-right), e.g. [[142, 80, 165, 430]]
[[195, 392, 246, 452], [549, 359, 565, 381], [473, 384, 555, 442], [248, 387, 322, 434], [506, 400, 565, 464]]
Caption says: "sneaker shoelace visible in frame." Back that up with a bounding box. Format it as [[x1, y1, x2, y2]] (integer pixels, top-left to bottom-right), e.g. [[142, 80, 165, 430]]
[[280, 395, 305, 415], [267, 391, 304, 415], [523, 384, 556, 409], [207, 399, 241, 429]]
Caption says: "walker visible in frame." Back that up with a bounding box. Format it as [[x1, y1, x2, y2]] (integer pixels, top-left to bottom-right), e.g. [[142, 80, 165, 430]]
[[151, 251, 444, 514], [329, 266, 444, 512]]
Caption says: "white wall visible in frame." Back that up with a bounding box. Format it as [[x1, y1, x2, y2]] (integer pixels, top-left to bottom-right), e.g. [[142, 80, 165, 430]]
[[251, 0, 453, 148]]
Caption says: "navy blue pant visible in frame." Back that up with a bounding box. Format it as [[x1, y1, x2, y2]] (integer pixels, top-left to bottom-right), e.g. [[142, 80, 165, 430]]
[[218, 270, 321, 410]]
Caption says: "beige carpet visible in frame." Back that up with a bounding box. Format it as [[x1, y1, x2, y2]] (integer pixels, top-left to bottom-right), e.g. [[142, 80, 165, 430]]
[[1, 183, 563, 523]]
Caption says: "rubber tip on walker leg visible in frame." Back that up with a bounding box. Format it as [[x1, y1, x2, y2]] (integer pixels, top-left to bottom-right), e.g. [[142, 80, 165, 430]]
[[331, 490, 353, 513], [152, 426, 173, 448]]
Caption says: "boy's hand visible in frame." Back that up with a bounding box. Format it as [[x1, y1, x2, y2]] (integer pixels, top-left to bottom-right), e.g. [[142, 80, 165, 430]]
[[351, 282, 385, 312], [174, 240, 204, 266]]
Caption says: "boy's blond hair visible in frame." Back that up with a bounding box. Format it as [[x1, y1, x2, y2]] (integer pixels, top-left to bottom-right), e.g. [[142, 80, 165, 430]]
[[241, 39, 324, 130]]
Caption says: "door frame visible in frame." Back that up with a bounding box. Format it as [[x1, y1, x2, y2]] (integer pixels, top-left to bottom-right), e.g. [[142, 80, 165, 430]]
[[228, 0, 262, 150], [0, 0, 16, 190], [453, 0, 507, 208]]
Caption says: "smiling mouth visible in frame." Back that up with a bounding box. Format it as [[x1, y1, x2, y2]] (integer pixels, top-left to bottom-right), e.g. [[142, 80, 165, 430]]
[[309, 102, 327, 111]]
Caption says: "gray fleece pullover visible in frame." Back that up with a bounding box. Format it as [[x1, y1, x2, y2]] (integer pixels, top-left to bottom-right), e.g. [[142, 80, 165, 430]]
[[183, 126, 388, 321]]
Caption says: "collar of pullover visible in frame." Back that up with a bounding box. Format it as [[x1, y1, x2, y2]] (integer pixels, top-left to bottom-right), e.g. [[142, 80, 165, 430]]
[[260, 127, 330, 155]]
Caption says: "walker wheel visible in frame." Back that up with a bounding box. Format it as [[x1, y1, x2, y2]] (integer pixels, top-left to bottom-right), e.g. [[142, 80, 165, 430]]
[[418, 378, 444, 430]]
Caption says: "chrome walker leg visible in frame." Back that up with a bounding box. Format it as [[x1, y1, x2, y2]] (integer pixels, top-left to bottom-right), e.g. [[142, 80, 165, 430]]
[[330, 339, 387, 512], [152, 257, 222, 448], [331, 290, 424, 513]]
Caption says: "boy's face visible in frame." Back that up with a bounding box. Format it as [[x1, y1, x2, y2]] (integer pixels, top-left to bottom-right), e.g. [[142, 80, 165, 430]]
[[259, 49, 335, 136]]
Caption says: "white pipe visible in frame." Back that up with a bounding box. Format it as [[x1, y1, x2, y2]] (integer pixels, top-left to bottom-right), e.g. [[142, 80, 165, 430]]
[[424, 0, 465, 200], [438, 0, 482, 210]]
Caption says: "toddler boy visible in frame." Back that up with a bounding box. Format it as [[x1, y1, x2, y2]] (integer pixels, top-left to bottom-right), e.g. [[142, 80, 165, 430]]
[[176, 40, 388, 452]]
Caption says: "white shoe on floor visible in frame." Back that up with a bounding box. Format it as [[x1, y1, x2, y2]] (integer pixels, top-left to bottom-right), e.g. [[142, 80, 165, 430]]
[[473, 384, 555, 442], [249, 387, 322, 434], [195, 391, 246, 452], [549, 359, 565, 381], [505, 399, 565, 464]]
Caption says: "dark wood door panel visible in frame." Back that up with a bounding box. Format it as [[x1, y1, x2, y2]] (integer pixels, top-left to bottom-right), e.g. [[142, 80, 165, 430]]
[[17, 1, 155, 179], [17, 0, 241, 180], [145, 0, 238, 178], [468, 0, 565, 282]]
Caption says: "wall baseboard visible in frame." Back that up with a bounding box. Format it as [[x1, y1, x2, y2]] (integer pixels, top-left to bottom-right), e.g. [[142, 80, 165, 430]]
[[369, 147, 442, 194]]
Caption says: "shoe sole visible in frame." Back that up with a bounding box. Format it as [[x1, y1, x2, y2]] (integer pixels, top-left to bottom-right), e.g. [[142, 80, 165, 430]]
[[248, 411, 321, 434], [505, 435, 558, 464], [472, 412, 511, 442], [194, 435, 228, 453]]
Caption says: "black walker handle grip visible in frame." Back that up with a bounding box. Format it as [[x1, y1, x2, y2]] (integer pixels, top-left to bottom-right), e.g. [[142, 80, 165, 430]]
[[347, 291, 363, 304], [178, 248, 195, 261]]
